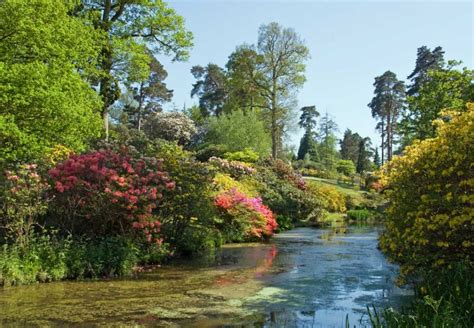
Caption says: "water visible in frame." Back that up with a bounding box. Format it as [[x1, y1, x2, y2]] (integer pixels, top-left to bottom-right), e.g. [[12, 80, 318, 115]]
[[0, 226, 411, 327]]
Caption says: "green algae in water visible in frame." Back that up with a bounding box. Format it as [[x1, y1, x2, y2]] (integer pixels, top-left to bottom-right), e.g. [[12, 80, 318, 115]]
[[0, 226, 411, 327]]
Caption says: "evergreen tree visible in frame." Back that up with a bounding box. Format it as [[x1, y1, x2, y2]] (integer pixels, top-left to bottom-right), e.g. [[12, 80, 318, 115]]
[[297, 106, 320, 160], [317, 112, 339, 171], [368, 71, 405, 162], [356, 137, 373, 173], [121, 53, 173, 130], [339, 129, 362, 165], [373, 148, 381, 168], [191, 64, 228, 116], [406, 46, 445, 96]]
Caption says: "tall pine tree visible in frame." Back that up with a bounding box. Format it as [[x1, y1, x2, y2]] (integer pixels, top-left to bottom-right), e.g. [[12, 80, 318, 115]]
[[368, 71, 406, 162]]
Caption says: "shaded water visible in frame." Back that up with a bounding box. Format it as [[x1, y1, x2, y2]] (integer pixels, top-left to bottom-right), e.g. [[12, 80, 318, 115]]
[[0, 226, 411, 327]]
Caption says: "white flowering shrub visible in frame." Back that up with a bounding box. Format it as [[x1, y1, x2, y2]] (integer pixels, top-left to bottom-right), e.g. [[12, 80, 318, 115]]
[[143, 112, 197, 145]]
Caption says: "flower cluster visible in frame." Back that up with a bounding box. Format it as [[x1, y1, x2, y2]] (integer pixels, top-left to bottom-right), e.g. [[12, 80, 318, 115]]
[[272, 159, 307, 191], [48, 147, 174, 243], [2, 164, 49, 246], [214, 188, 277, 239], [209, 157, 256, 178]]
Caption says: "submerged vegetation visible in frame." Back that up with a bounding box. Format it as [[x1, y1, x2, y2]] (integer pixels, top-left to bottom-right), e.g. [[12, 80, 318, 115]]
[[0, 0, 472, 327]]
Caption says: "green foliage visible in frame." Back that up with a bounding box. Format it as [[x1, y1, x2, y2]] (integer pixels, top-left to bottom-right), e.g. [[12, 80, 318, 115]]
[[368, 70, 406, 162], [223, 148, 260, 163], [148, 140, 222, 256], [191, 64, 227, 116], [400, 61, 474, 146], [379, 105, 473, 279], [367, 262, 473, 327], [0, 232, 70, 286], [255, 162, 323, 223], [346, 209, 372, 221], [336, 160, 356, 177], [204, 110, 271, 156], [0, 0, 103, 163], [195, 144, 229, 162], [65, 236, 140, 279]]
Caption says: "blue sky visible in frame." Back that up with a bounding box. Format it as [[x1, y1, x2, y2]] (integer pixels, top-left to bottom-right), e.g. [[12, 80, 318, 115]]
[[158, 0, 473, 148]]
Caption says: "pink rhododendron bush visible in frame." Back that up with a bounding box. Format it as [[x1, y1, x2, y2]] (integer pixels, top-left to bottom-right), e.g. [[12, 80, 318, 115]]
[[214, 188, 278, 241], [48, 146, 175, 243]]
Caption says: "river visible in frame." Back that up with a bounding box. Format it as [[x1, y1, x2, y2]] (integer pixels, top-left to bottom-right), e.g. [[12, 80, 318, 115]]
[[0, 225, 411, 327]]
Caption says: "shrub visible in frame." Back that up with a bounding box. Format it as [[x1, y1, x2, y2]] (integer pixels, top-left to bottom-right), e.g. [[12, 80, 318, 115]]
[[223, 148, 260, 163], [0, 164, 49, 247], [307, 182, 346, 213], [213, 173, 260, 198], [195, 144, 229, 162], [214, 189, 277, 241], [262, 158, 307, 191], [255, 165, 323, 222], [379, 105, 474, 280], [143, 112, 197, 145], [0, 232, 69, 286], [149, 141, 221, 255], [65, 236, 140, 279], [346, 209, 372, 221], [48, 146, 174, 243], [209, 156, 256, 179]]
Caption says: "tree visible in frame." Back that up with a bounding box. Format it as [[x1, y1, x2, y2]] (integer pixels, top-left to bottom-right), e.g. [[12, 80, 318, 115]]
[[317, 112, 339, 171], [368, 71, 405, 162], [190, 64, 228, 116], [256, 22, 309, 158], [339, 129, 362, 165], [225, 45, 266, 113], [336, 160, 356, 177], [400, 61, 474, 146], [297, 132, 318, 161], [297, 106, 320, 160], [406, 46, 445, 96], [121, 52, 173, 130], [79, 0, 193, 139], [356, 137, 373, 173], [0, 0, 102, 163], [203, 110, 271, 156], [373, 148, 381, 168]]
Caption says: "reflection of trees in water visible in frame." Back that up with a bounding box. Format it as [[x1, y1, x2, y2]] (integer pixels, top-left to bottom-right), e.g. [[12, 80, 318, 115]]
[[214, 245, 278, 286]]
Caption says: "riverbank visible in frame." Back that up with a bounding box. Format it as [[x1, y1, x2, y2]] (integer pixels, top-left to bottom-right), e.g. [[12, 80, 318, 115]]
[[0, 225, 411, 327]]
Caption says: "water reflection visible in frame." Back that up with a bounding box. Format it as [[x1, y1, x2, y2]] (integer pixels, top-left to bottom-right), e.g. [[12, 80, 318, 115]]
[[0, 225, 411, 327]]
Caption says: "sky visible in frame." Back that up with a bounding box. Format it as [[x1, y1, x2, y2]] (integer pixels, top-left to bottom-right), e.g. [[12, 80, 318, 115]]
[[157, 0, 473, 149]]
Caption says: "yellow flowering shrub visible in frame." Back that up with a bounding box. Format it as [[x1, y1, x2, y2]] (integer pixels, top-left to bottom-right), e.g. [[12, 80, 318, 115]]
[[43, 144, 73, 166], [380, 103, 474, 279], [307, 181, 346, 213], [213, 173, 261, 198]]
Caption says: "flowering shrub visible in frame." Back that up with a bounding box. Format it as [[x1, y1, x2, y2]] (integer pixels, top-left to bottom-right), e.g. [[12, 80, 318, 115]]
[[307, 182, 346, 213], [48, 147, 174, 243], [214, 189, 277, 241], [264, 158, 307, 191], [143, 112, 197, 145], [380, 104, 474, 280], [0, 164, 49, 246], [213, 173, 260, 198], [209, 156, 256, 178]]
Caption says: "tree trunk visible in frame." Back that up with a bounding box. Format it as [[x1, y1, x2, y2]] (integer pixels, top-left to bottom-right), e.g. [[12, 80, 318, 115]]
[[381, 119, 385, 164], [99, 0, 112, 140], [271, 79, 278, 159]]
